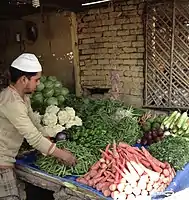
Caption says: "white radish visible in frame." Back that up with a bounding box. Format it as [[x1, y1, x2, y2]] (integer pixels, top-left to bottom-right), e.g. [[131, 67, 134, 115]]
[[117, 183, 125, 193], [127, 194, 136, 200], [133, 187, 141, 196], [124, 184, 133, 195]]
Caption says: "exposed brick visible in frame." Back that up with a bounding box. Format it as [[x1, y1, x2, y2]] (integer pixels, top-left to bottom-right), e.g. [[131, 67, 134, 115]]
[[81, 28, 95, 33], [117, 54, 131, 59], [95, 48, 108, 54], [103, 31, 117, 37], [110, 60, 124, 65], [129, 17, 142, 23], [98, 59, 110, 65], [82, 49, 95, 54], [102, 19, 115, 26], [138, 47, 145, 52], [132, 41, 144, 47], [109, 25, 122, 31], [123, 60, 138, 65], [115, 18, 130, 24], [130, 53, 143, 59], [130, 29, 143, 35], [96, 13, 109, 20], [123, 47, 137, 53], [90, 43, 104, 49], [80, 55, 91, 60], [122, 35, 136, 41], [137, 35, 144, 41], [95, 26, 109, 32], [83, 15, 96, 22], [100, 6, 114, 13], [90, 33, 102, 38], [78, 33, 91, 39], [95, 37, 109, 43], [122, 5, 137, 11], [79, 44, 90, 50], [117, 41, 132, 47], [96, 70, 110, 76], [117, 30, 130, 36], [80, 61, 85, 66], [82, 38, 95, 44]]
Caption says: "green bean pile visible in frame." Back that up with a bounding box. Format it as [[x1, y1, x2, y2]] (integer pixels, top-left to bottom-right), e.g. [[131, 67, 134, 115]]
[[35, 141, 98, 177]]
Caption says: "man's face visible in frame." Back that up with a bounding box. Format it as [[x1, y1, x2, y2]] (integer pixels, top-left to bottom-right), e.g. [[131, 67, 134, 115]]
[[24, 72, 41, 94]]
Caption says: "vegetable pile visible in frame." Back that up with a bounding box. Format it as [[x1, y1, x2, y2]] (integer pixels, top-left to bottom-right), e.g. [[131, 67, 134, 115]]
[[68, 104, 143, 157], [77, 141, 175, 199], [149, 136, 189, 171], [33, 105, 82, 138], [162, 111, 189, 137], [31, 75, 69, 114], [35, 141, 98, 177]]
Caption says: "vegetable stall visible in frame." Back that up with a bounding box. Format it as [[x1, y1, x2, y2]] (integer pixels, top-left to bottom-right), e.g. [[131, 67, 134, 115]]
[[16, 75, 189, 200]]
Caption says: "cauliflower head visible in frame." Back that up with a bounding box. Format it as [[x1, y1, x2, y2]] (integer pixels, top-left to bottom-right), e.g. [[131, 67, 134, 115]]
[[58, 110, 70, 125], [42, 113, 57, 127], [45, 105, 60, 115]]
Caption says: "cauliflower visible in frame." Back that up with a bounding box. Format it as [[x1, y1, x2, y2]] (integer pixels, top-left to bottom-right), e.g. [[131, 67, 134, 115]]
[[32, 111, 42, 125], [58, 110, 70, 125], [65, 116, 82, 129], [74, 116, 82, 126], [45, 105, 60, 115], [42, 113, 57, 127], [42, 125, 65, 137], [65, 120, 76, 129], [65, 107, 75, 120]]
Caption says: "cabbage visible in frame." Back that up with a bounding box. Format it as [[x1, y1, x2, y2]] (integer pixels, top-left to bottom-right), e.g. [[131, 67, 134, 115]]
[[43, 88, 54, 98], [57, 95, 65, 105], [44, 80, 54, 89], [46, 97, 58, 106], [40, 76, 46, 83], [54, 87, 61, 97], [60, 87, 69, 96], [54, 80, 62, 88], [47, 76, 57, 82], [32, 92, 43, 105], [36, 82, 45, 92]]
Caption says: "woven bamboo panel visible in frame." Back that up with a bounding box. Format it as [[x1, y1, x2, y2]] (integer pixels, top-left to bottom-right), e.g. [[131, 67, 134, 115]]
[[144, 0, 189, 109]]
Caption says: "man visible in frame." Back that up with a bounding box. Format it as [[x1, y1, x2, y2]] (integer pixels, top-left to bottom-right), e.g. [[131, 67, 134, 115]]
[[0, 53, 76, 200]]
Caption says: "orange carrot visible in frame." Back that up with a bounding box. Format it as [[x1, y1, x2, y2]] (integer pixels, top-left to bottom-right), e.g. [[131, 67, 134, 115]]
[[77, 178, 88, 185], [88, 179, 94, 187], [107, 178, 115, 183], [113, 140, 119, 158], [102, 189, 111, 197], [100, 149, 112, 160], [141, 147, 162, 173], [163, 169, 170, 177], [93, 176, 104, 185], [91, 161, 101, 170], [105, 144, 111, 153], [140, 159, 151, 168], [88, 170, 98, 178]]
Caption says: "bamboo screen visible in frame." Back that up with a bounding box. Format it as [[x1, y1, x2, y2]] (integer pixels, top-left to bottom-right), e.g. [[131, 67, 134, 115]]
[[144, 0, 189, 109]]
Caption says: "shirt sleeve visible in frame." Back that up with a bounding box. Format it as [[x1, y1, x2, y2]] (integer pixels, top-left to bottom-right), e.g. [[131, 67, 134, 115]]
[[2, 100, 55, 155]]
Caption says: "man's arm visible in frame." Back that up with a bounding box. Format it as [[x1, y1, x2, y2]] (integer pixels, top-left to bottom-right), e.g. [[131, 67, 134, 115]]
[[2, 100, 76, 165], [3, 100, 55, 154]]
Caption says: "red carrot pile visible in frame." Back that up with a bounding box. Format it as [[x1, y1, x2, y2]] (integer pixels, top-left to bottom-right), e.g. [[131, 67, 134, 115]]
[[76, 141, 176, 200]]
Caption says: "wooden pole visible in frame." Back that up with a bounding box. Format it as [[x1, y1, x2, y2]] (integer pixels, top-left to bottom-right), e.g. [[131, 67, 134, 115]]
[[70, 12, 82, 96]]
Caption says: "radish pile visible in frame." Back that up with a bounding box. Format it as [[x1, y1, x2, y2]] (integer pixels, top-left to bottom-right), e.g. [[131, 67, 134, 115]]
[[76, 142, 176, 200]]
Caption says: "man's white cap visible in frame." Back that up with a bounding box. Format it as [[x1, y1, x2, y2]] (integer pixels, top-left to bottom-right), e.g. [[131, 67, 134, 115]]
[[11, 53, 42, 72]]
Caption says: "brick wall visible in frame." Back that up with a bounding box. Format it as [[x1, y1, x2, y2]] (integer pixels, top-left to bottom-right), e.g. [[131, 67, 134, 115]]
[[76, 0, 145, 107]]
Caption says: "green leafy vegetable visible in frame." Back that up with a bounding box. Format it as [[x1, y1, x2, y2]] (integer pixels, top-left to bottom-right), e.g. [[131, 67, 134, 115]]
[[149, 136, 189, 171]]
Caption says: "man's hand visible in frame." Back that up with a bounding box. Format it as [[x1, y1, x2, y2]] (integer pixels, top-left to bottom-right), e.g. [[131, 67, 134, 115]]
[[52, 147, 77, 166]]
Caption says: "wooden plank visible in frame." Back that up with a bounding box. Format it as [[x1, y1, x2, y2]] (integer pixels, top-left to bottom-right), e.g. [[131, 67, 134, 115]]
[[70, 12, 82, 96]]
